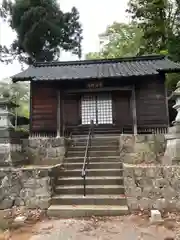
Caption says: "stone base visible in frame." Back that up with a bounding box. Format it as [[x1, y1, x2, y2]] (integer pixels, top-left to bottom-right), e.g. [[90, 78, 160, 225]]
[[0, 165, 61, 210], [0, 129, 11, 140], [119, 135, 165, 165], [23, 137, 69, 165], [123, 163, 180, 212], [0, 143, 26, 166], [163, 124, 180, 165]]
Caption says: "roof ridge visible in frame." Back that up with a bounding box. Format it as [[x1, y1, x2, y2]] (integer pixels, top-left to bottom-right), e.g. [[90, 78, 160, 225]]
[[33, 54, 166, 67]]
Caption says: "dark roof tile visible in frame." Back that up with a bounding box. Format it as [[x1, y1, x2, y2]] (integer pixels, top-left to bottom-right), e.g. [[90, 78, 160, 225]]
[[12, 55, 180, 82]]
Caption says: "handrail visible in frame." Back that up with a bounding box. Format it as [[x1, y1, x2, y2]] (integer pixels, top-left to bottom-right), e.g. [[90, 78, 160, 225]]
[[81, 120, 94, 196]]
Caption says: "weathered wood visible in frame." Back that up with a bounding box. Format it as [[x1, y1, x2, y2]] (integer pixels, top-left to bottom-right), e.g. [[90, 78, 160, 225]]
[[65, 86, 133, 93], [30, 74, 169, 134], [135, 76, 168, 128], [132, 86, 137, 135], [112, 90, 133, 129], [31, 82, 57, 132], [62, 93, 80, 126], [56, 90, 61, 137]]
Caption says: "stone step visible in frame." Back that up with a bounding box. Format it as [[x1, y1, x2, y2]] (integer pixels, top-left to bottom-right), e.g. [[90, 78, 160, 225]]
[[72, 139, 119, 146], [47, 205, 129, 218], [57, 176, 124, 185], [55, 185, 124, 195], [61, 169, 123, 177], [72, 129, 121, 135], [65, 156, 120, 163], [72, 135, 119, 139], [63, 162, 122, 170], [69, 145, 119, 151], [67, 150, 119, 157], [51, 194, 127, 205]]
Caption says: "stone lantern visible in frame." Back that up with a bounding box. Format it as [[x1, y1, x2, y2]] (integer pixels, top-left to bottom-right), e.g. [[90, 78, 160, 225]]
[[0, 95, 17, 140], [0, 94, 18, 166], [163, 81, 180, 164]]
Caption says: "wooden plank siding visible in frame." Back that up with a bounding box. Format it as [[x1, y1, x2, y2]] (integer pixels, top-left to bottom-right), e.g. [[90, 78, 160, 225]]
[[31, 82, 57, 132], [62, 93, 81, 126], [135, 75, 168, 128], [29, 73, 169, 134], [112, 90, 133, 128]]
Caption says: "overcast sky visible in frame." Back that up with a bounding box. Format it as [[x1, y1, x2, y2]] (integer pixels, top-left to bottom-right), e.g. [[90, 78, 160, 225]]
[[0, 0, 129, 80]]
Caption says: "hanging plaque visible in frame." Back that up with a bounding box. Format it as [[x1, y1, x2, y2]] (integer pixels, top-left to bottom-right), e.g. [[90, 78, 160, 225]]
[[87, 82, 103, 89]]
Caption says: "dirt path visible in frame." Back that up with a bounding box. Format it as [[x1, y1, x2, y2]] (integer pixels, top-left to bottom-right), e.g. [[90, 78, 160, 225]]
[[26, 214, 179, 240]]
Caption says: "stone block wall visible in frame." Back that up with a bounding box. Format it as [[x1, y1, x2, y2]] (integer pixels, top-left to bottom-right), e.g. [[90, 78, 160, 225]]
[[0, 143, 28, 166], [0, 128, 29, 166], [0, 165, 60, 210], [0, 137, 70, 166], [22, 137, 70, 165], [123, 163, 180, 212], [119, 135, 166, 164]]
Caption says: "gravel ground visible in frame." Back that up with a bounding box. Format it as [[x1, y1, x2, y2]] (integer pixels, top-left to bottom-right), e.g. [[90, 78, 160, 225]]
[[28, 214, 180, 240]]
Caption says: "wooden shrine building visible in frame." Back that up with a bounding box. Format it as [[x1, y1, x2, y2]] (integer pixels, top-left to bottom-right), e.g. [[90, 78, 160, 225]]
[[12, 55, 180, 136]]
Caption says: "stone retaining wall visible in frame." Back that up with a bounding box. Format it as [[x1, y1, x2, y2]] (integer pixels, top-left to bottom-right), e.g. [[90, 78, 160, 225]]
[[22, 137, 70, 165], [0, 143, 26, 166], [120, 135, 166, 164], [123, 163, 180, 212], [0, 165, 61, 210], [0, 137, 70, 166]]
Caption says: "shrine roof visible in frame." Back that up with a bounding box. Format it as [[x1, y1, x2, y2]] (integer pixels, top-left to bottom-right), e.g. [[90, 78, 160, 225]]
[[12, 55, 180, 82]]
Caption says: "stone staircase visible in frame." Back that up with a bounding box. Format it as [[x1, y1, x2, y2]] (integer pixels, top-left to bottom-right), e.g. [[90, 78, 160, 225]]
[[47, 135, 129, 218]]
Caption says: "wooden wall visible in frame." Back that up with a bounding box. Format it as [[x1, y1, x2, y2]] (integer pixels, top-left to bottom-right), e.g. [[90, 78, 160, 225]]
[[30, 82, 57, 132], [30, 74, 168, 134], [112, 90, 133, 128], [135, 75, 168, 128], [62, 93, 80, 126]]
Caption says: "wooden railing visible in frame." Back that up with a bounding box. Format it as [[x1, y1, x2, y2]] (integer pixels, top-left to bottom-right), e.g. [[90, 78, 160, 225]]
[[137, 126, 168, 134], [81, 120, 94, 196]]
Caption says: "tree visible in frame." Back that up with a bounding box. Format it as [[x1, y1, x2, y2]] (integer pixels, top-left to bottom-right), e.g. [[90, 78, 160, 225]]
[[127, 0, 180, 55], [0, 1, 12, 63], [0, 45, 12, 63], [127, 0, 180, 89], [1, 0, 83, 64], [127, 0, 168, 54], [86, 22, 142, 59]]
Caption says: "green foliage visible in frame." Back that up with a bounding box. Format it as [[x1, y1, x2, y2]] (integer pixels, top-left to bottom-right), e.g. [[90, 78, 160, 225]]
[[1, 0, 82, 63], [127, 0, 180, 89], [86, 52, 103, 60], [127, 0, 170, 54], [0, 45, 12, 63], [86, 22, 142, 59], [0, 81, 30, 118], [0, 1, 13, 63]]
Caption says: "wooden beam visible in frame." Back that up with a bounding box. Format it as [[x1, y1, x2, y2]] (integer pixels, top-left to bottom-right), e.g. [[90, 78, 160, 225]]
[[29, 81, 33, 135], [165, 86, 170, 127], [56, 90, 61, 137], [65, 86, 133, 94], [132, 86, 137, 135]]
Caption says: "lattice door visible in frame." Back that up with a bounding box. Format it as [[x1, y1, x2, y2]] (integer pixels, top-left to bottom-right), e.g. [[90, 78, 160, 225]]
[[81, 93, 113, 125], [97, 94, 113, 124], [81, 95, 96, 124]]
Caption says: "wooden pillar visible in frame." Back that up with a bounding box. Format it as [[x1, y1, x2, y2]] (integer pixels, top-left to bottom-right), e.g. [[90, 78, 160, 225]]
[[132, 86, 137, 135], [56, 90, 61, 138], [29, 82, 33, 135], [165, 86, 170, 127]]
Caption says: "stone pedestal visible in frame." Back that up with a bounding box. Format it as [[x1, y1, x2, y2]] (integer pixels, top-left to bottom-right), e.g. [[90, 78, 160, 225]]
[[164, 124, 180, 164], [0, 97, 20, 166], [163, 81, 180, 165], [0, 142, 12, 166]]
